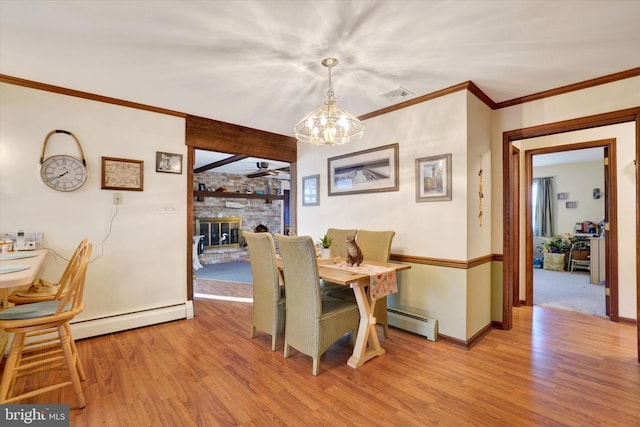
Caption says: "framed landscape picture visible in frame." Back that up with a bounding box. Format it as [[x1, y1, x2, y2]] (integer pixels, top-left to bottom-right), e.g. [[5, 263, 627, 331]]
[[415, 153, 452, 202], [327, 143, 399, 196]]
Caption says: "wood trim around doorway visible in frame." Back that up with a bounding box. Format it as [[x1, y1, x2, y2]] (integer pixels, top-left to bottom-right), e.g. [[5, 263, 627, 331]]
[[502, 107, 640, 363]]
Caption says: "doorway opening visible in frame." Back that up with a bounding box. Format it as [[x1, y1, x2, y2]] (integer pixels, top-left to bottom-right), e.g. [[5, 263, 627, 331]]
[[527, 146, 609, 318]]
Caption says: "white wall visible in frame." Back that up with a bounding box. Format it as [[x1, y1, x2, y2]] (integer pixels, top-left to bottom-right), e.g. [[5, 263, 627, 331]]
[[533, 160, 605, 234], [0, 83, 189, 334], [297, 90, 481, 340]]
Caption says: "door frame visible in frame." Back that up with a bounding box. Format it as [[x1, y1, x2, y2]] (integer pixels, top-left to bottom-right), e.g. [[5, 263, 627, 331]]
[[501, 107, 640, 362], [523, 140, 616, 318]]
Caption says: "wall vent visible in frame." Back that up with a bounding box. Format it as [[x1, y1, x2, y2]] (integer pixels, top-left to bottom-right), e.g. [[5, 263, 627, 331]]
[[388, 307, 437, 341]]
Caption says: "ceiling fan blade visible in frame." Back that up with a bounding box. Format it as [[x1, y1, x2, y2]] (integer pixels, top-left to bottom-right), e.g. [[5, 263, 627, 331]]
[[246, 171, 270, 178]]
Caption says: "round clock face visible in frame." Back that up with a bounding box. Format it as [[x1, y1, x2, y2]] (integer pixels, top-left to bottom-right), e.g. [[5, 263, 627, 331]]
[[40, 155, 87, 192]]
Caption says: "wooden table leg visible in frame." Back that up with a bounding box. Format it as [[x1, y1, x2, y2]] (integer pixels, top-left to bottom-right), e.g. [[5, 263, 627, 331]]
[[347, 280, 385, 368]]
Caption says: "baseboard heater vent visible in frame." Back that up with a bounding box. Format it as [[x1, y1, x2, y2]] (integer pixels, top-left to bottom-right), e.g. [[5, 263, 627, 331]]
[[388, 307, 437, 341]]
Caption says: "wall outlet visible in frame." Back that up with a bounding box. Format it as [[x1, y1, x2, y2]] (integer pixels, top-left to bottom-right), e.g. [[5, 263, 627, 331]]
[[113, 193, 123, 204]]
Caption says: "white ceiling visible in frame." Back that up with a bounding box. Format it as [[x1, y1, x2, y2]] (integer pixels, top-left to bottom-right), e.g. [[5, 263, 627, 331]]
[[2, 0, 639, 174]]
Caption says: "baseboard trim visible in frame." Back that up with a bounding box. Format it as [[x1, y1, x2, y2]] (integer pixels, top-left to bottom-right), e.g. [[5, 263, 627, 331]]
[[70, 302, 192, 340]]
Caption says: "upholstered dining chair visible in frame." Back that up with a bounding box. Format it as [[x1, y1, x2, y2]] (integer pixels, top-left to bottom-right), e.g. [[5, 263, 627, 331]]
[[275, 234, 359, 376], [0, 241, 92, 407], [319, 228, 358, 295], [327, 230, 396, 337], [245, 231, 285, 351], [355, 230, 395, 338], [8, 238, 89, 305], [326, 228, 358, 259]]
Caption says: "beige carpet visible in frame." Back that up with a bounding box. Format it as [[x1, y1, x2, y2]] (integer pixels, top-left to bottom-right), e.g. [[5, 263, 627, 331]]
[[533, 268, 606, 317]]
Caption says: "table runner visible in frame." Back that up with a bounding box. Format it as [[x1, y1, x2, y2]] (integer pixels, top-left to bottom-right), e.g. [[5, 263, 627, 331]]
[[322, 261, 397, 300]]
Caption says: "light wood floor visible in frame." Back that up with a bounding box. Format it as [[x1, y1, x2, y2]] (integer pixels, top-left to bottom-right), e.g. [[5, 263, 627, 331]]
[[3, 278, 639, 426]]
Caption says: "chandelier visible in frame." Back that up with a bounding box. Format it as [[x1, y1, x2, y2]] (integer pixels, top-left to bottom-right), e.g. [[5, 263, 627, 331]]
[[294, 58, 364, 146]]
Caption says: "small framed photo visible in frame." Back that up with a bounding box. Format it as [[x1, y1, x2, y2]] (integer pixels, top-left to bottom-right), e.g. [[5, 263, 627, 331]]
[[557, 192, 568, 200], [415, 153, 452, 202], [101, 157, 144, 191], [156, 151, 183, 174], [302, 174, 320, 206], [565, 201, 577, 208]]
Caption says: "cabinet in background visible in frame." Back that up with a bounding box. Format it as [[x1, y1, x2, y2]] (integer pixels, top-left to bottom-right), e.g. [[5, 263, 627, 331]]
[[589, 237, 605, 284]]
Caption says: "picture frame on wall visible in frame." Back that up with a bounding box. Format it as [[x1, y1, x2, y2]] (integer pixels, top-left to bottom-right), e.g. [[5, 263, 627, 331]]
[[415, 153, 452, 202], [565, 201, 577, 208], [302, 174, 320, 206], [101, 157, 144, 191], [156, 151, 183, 174], [327, 143, 399, 196], [557, 192, 568, 200]]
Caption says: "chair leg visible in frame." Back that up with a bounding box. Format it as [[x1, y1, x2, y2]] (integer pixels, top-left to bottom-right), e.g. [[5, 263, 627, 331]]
[[58, 324, 86, 408], [0, 332, 25, 403], [283, 342, 290, 358], [64, 323, 85, 381], [271, 334, 277, 352], [250, 325, 256, 338], [312, 358, 320, 376]]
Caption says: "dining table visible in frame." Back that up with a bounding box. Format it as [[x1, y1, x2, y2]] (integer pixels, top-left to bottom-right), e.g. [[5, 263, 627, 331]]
[[0, 249, 48, 352], [275, 255, 410, 369]]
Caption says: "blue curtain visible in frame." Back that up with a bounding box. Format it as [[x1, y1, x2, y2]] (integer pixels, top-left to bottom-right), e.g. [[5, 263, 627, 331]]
[[533, 177, 554, 237]]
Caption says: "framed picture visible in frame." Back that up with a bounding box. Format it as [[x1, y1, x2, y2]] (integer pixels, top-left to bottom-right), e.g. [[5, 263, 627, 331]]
[[415, 153, 452, 202], [101, 157, 144, 191], [565, 201, 577, 208], [302, 174, 320, 206], [156, 151, 183, 174], [557, 192, 568, 200], [327, 143, 399, 196]]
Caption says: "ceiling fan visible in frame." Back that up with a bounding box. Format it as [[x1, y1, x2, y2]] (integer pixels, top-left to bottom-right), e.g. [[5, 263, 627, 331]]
[[247, 162, 290, 178]]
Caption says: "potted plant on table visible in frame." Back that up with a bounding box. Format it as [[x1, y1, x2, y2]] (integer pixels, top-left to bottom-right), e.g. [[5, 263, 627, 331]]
[[317, 235, 333, 259]]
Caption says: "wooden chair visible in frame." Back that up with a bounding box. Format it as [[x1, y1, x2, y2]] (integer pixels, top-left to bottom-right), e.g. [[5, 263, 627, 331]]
[[275, 234, 359, 376], [0, 242, 92, 407], [244, 231, 285, 351], [569, 241, 590, 272], [8, 238, 89, 305]]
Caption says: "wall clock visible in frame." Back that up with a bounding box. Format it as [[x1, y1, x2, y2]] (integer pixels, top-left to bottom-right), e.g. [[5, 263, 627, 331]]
[[39, 130, 88, 192]]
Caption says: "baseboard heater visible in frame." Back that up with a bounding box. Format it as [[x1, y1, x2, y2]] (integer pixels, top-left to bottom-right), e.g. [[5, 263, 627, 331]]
[[387, 307, 438, 341]]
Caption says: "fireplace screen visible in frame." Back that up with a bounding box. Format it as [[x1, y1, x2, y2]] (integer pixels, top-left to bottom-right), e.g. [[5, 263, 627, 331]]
[[197, 217, 242, 247]]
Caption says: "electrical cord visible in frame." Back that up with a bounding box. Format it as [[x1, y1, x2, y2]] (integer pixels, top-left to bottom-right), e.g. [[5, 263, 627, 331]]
[[44, 203, 118, 264]]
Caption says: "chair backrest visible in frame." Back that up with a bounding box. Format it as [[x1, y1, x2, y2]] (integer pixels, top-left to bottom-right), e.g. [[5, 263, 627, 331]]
[[275, 234, 322, 329], [356, 230, 395, 262], [326, 228, 358, 258], [53, 238, 89, 299], [55, 241, 92, 316], [244, 231, 282, 304]]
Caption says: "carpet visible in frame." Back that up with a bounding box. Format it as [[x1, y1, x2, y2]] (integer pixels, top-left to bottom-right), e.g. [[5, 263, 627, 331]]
[[195, 261, 253, 283], [534, 268, 606, 317]]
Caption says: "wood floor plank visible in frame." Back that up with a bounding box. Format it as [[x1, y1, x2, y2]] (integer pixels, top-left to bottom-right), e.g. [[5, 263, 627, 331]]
[[2, 279, 639, 426]]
